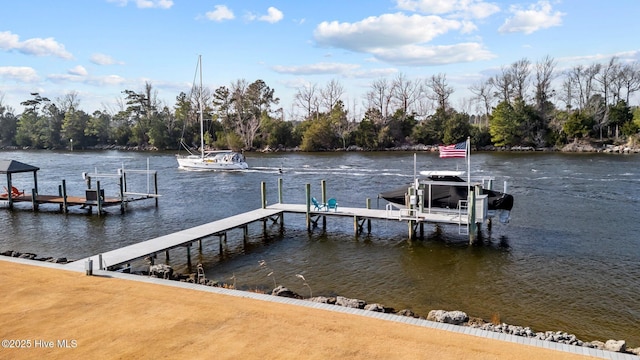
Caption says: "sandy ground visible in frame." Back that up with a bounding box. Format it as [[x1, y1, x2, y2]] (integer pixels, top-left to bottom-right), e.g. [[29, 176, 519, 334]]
[[0, 260, 596, 360]]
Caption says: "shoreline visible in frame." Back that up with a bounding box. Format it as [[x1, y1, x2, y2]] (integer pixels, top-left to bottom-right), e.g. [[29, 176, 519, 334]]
[[2, 250, 638, 355], [1, 139, 639, 154]]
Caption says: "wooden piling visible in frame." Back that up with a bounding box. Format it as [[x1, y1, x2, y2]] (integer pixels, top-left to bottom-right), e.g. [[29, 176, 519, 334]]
[[154, 172, 159, 207], [261, 181, 267, 209], [321, 180, 327, 229], [468, 187, 477, 245], [366, 198, 371, 233], [31, 188, 38, 212], [96, 181, 103, 216], [305, 183, 311, 231], [277, 178, 283, 204], [61, 180, 68, 213]]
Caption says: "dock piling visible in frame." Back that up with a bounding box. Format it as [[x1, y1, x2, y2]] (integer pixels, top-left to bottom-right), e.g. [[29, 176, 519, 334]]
[[261, 182, 267, 209]]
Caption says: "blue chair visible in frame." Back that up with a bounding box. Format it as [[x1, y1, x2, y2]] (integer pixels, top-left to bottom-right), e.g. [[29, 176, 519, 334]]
[[326, 198, 338, 212], [311, 197, 326, 211]]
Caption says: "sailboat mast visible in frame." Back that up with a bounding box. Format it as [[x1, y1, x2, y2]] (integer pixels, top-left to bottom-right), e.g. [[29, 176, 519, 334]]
[[198, 55, 205, 160]]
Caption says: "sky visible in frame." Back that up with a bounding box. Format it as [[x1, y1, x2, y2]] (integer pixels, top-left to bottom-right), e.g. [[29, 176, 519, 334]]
[[1, 0, 639, 119]]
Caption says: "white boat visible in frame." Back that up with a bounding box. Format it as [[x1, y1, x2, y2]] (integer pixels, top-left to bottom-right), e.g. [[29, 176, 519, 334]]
[[177, 150, 248, 171], [176, 56, 249, 171]]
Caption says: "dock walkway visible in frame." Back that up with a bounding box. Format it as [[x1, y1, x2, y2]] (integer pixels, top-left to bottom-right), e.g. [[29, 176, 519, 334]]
[[66, 203, 467, 271], [66, 207, 284, 271], [268, 203, 468, 224]]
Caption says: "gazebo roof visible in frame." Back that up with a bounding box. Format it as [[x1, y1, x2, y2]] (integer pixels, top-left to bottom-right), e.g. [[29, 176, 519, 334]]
[[0, 160, 40, 174]]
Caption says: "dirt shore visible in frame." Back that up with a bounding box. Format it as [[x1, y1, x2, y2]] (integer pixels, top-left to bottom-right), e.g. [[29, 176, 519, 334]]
[[0, 260, 596, 359]]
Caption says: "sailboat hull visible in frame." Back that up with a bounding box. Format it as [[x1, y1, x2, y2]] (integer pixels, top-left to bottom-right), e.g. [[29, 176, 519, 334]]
[[176, 154, 248, 171]]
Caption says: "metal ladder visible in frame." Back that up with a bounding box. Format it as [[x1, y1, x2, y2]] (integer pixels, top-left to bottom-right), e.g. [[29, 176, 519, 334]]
[[458, 200, 469, 235]]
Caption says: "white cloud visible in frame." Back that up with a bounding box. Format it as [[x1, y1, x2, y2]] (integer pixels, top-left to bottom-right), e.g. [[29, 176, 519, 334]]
[[314, 13, 462, 52], [396, 0, 500, 19], [372, 43, 496, 66], [90, 53, 123, 65], [107, 0, 173, 9], [499, 0, 564, 34], [272, 62, 361, 75], [206, 5, 235, 22], [68, 65, 88, 76], [259, 7, 283, 23], [0, 31, 73, 59], [0, 66, 39, 82]]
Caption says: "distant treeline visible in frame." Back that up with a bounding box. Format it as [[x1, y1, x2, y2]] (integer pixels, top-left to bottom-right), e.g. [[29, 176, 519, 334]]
[[1, 55, 639, 151]]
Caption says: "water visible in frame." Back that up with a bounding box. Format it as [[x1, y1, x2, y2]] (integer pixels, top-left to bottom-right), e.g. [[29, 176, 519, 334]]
[[1, 150, 639, 346]]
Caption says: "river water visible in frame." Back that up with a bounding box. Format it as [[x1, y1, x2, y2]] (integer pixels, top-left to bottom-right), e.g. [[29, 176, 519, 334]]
[[1, 150, 638, 346]]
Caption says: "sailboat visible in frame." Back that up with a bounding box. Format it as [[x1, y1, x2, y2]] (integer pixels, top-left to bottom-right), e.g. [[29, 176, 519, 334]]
[[176, 56, 249, 171]]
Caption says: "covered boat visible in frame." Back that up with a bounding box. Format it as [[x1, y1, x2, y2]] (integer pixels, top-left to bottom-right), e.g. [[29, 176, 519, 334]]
[[379, 170, 513, 223]]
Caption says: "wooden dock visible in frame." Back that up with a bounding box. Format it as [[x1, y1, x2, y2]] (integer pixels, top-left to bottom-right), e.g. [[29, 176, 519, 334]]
[[66, 208, 285, 271], [0, 192, 159, 213], [66, 202, 468, 272]]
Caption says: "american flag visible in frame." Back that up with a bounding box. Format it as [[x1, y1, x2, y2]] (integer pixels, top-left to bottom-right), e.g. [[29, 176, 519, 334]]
[[438, 141, 467, 158]]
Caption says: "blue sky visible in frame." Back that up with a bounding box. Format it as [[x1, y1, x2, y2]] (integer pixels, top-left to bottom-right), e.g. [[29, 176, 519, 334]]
[[1, 0, 639, 118]]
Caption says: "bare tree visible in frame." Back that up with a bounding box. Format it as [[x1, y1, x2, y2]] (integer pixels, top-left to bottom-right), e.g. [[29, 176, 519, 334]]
[[533, 55, 556, 111], [364, 78, 394, 120], [391, 73, 422, 116], [614, 61, 640, 105], [489, 66, 514, 104], [425, 73, 453, 111], [558, 77, 574, 110], [510, 58, 531, 101], [594, 57, 620, 138], [565, 63, 600, 111], [56, 91, 81, 113], [320, 79, 344, 113], [294, 82, 319, 119], [468, 79, 494, 128]]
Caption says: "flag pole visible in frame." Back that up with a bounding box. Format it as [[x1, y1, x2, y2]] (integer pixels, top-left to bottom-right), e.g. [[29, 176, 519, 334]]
[[467, 136, 471, 189]]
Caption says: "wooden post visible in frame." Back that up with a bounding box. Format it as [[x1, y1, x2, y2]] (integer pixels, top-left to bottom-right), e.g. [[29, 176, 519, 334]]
[[243, 226, 249, 248], [321, 180, 327, 229], [61, 180, 68, 213], [165, 250, 170, 262], [58, 184, 63, 212], [408, 187, 415, 240], [305, 183, 311, 231], [198, 239, 203, 252], [277, 178, 283, 204], [186, 244, 192, 272], [154, 172, 159, 207], [366, 198, 371, 233], [31, 188, 39, 212], [31, 170, 39, 199], [261, 181, 267, 209], [119, 174, 125, 214], [96, 181, 103, 216], [468, 187, 477, 245], [353, 216, 358, 235], [6, 175, 13, 209]]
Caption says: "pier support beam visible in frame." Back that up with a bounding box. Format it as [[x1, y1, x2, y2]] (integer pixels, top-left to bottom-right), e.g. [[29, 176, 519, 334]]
[[277, 178, 283, 204]]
